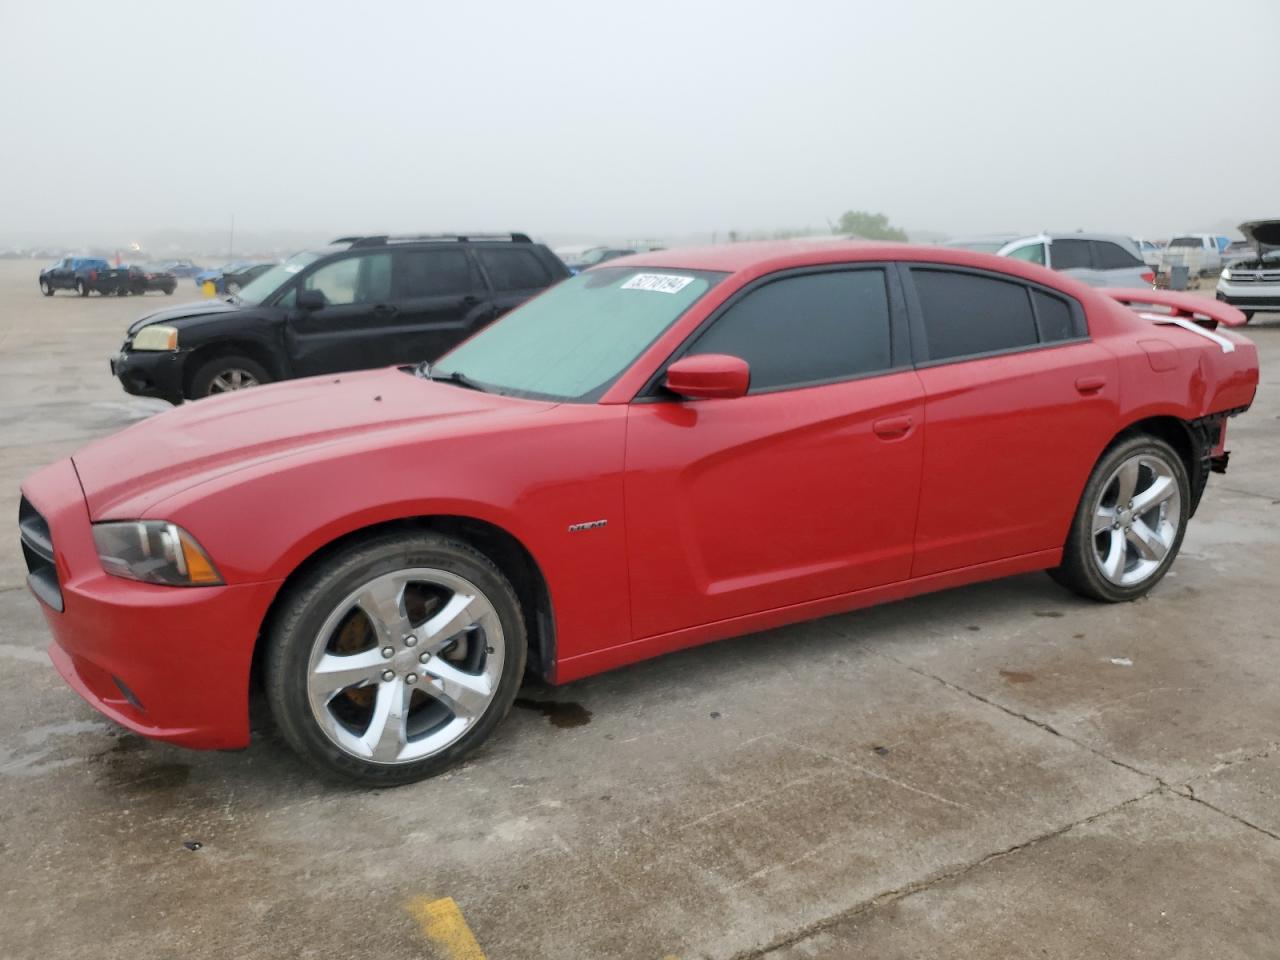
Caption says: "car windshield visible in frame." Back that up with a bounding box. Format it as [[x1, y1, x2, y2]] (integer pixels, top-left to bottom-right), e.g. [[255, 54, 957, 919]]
[[235, 251, 323, 305], [433, 266, 726, 401]]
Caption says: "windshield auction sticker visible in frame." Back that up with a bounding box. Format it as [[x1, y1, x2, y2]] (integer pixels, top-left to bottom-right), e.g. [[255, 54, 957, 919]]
[[621, 273, 695, 294]]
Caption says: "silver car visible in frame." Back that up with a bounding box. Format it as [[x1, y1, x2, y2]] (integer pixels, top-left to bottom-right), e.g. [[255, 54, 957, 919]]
[[1216, 219, 1280, 322], [945, 233, 1152, 287]]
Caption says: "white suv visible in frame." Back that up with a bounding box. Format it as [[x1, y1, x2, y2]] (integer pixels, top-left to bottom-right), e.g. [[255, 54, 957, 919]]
[[1217, 220, 1280, 322], [945, 233, 1153, 288]]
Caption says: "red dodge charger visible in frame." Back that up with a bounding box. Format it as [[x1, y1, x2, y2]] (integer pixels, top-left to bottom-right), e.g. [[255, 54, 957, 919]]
[[19, 241, 1259, 783]]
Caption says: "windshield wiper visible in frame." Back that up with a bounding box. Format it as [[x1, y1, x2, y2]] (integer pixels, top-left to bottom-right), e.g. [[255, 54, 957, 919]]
[[414, 361, 488, 392]]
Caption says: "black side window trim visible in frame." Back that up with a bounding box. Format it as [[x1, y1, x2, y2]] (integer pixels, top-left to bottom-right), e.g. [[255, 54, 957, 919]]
[[633, 262, 912, 402], [901, 263, 1088, 368]]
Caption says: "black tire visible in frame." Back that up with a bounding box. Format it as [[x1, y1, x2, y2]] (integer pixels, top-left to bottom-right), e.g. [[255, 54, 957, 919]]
[[1049, 434, 1190, 602], [188, 353, 272, 398], [76, 280, 89, 297], [164, 285, 175, 295], [1241, 311, 1254, 323], [264, 531, 527, 785], [39, 279, 52, 296]]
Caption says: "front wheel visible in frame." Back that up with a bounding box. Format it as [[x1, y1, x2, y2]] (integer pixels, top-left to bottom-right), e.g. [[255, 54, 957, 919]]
[[264, 532, 526, 785], [39, 279, 52, 296], [1049, 434, 1189, 602], [188, 353, 271, 398]]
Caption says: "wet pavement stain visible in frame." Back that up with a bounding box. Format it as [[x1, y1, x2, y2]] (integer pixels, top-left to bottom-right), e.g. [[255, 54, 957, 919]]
[[998, 670, 1036, 684], [1033, 611, 1065, 618], [514, 698, 593, 728], [98, 761, 192, 791]]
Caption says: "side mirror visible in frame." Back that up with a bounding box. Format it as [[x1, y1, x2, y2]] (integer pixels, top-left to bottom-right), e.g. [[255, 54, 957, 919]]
[[664, 354, 750, 400], [296, 288, 327, 311]]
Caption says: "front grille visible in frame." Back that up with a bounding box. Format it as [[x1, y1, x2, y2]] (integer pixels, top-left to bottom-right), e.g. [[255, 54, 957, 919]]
[[1225, 272, 1280, 284], [19, 497, 62, 611]]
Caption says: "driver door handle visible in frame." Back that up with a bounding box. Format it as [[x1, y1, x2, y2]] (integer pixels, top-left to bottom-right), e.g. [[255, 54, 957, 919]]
[[873, 415, 914, 439], [372, 303, 398, 316]]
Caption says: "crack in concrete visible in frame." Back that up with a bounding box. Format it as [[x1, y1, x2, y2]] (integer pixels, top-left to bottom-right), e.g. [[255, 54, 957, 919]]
[[733, 787, 1164, 959], [1181, 787, 1280, 843], [885, 656, 1171, 790]]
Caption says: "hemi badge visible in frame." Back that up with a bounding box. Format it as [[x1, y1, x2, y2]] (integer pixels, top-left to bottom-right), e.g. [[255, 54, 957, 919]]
[[567, 519, 608, 533]]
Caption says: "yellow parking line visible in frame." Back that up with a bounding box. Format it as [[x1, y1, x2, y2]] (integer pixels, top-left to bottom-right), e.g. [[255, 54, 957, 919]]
[[406, 896, 487, 960]]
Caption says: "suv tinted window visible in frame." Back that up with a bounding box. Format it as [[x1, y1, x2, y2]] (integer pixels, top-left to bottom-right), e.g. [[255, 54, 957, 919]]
[[912, 269, 1038, 361], [689, 269, 891, 392], [1007, 242, 1046, 265], [1049, 239, 1091, 270], [1032, 289, 1076, 342], [476, 248, 551, 292], [303, 253, 393, 306], [1092, 241, 1143, 269], [397, 249, 473, 298]]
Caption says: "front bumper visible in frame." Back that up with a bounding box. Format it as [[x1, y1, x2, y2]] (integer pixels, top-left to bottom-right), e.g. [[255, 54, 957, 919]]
[[20, 458, 282, 750], [111, 349, 188, 404], [1216, 281, 1280, 312]]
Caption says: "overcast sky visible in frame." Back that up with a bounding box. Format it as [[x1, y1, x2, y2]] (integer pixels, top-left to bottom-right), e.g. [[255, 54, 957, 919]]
[[1, 0, 1275, 249]]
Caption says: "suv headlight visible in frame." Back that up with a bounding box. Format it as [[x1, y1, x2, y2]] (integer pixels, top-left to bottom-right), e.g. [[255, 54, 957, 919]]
[[131, 325, 179, 351], [1220, 268, 1231, 280], [92, 521, 222, 586]]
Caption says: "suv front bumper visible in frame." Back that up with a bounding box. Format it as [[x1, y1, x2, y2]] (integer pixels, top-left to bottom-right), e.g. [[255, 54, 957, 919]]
[[111, 349, 188, 404], [1216, 279, 1280, 313]]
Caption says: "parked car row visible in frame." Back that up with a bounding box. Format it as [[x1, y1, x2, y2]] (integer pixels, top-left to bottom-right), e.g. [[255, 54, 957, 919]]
[[195, 260, 278, 296], [39, 258, 176, 296]]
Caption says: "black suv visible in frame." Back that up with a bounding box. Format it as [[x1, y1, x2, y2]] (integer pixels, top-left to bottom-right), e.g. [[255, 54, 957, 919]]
[[110, 234, 569, 402]]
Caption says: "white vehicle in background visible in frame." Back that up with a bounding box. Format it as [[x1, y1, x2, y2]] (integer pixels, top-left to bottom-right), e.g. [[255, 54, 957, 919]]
[[1160, 234, 1223, 277], [1132, 237, 1164, 268], [1216, 219, 1280, 322], [944, 232, 1153, 288]]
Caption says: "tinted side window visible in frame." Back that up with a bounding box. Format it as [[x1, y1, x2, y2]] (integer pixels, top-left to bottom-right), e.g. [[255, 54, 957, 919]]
[[1049, 239, 1091, 270], [689, 270, 891, 392], [1032, 290, 1076, 342], [1092, 241, 1143, 269], [912, 269, 1038, 361], [397, 249, 473, 298], [476, 248, 552, 292], [303, 253, 393, 306]]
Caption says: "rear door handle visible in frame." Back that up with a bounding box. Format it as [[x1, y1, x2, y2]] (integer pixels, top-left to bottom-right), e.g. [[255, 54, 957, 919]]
[[373, 303, 398, 317], [1075, 375, 1106, 394], [873, 415, 914, 439]]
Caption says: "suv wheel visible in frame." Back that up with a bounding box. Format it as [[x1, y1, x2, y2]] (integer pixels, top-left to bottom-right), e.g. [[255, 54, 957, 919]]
[[1049, 434, 1189, 602], [39, 280, 52, 296], [76, 280, 89, 297], [189, 354, 271, 398], [264, 531, 526, 784]]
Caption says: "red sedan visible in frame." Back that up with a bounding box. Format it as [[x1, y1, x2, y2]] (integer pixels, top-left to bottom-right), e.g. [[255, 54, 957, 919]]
[[20, 242, 1259, 784]]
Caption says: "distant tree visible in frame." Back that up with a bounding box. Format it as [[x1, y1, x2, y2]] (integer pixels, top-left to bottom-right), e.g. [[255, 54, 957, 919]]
[[833, 210, 908, 242]]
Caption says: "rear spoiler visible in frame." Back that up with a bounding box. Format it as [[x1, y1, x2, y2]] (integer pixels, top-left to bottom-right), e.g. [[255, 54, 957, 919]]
[[1105, 288, 1248, 329]]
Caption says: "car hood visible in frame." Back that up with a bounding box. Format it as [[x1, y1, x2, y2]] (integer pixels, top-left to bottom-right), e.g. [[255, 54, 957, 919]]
[[1239, 220, 1280, 252], [73, 368, 554, 519], [126, 299, 240, 335]]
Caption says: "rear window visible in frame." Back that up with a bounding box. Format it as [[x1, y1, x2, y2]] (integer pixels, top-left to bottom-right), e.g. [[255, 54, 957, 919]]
[[397, 249, 474, 298], [1092, 241, 1143, 270], [476, 248, 552, 292], [911, 269, 1038, 361], [1168, 237, 1202, 249], [1032, 290, 1077, 342]]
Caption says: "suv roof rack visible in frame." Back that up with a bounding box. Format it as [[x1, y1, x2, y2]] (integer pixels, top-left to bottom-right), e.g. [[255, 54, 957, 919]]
[[335, 233, 533, 248]]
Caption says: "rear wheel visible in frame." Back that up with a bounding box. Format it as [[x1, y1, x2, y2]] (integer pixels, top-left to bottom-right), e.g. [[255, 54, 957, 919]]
[[1050, 435, 1189, 602], [189, 353, 271, 398], [76, 280, 89, 297], [264, 532, 526, 785]]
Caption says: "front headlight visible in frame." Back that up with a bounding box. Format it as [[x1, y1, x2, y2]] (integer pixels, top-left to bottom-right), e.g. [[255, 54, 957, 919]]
[[131, 325, 179, 351], [1220, 268, 1231, 280], [92, 521, 223, 586]]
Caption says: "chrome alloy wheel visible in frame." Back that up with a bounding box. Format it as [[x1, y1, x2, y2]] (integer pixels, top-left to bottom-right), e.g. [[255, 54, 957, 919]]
[[1091, 452, 1182, 587], [207, 368, 260, 393], [306, 568, 505, 764]]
